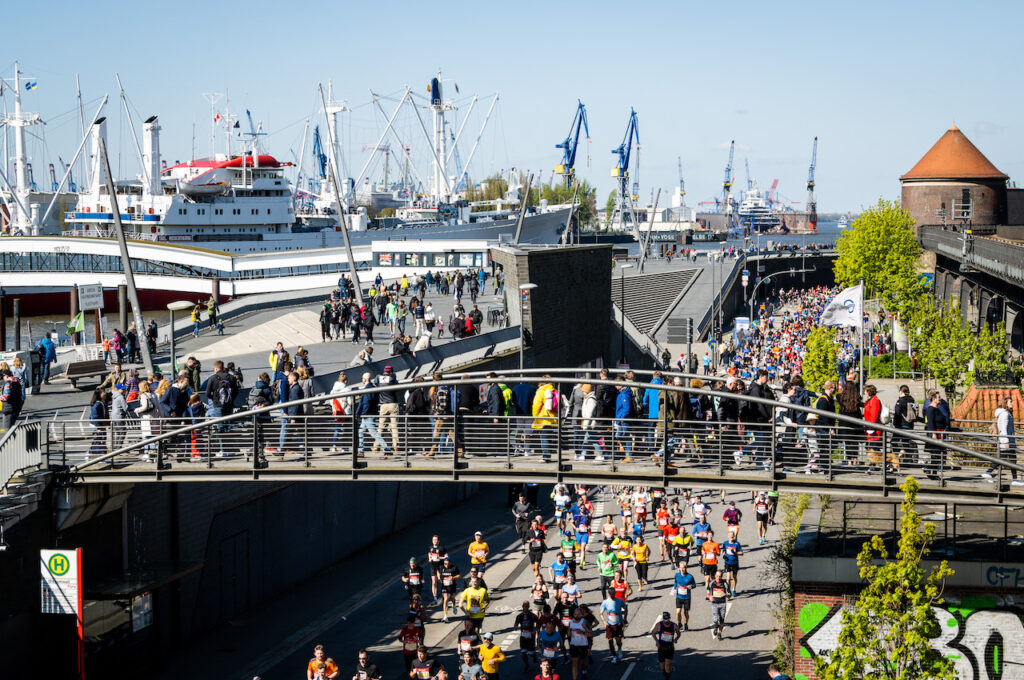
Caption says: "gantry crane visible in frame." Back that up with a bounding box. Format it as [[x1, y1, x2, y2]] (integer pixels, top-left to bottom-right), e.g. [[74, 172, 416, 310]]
[[677, 156, 686, 211], [611, 108, 640, 235], [555, 100, 590, 187], [807, 136, 818, 232], [722, 140, 735, 224]]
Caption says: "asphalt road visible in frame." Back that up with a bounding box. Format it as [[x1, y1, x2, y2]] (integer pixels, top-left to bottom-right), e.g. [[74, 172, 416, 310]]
[[229, 485, 780, 680]]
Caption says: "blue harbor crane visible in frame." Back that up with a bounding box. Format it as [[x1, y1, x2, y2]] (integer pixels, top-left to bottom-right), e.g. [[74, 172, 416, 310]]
[[610, 108, 640, 233], [59, 157, 77, 192], [48, 164, 58, 192], [722, 140, 735, 225], [555, 100, 590, 186], [806, 136, 818, 232]]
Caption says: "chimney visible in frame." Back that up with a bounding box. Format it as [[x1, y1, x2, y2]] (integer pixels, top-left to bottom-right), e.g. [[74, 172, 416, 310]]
[[143, 115, 161, 196], [90, 117, 108, 192]]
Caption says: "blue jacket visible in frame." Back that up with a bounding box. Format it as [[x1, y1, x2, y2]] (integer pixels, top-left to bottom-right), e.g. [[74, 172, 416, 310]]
[[89, 400, 107, 425], [40, 337, 57, 363], [354, 384, 379, 417], [277, 373, 290, 405], [615, 388, 635, 420], [285, 383, 303, 416], [512, 383, 536, 417], [641, 376, 664, 419]]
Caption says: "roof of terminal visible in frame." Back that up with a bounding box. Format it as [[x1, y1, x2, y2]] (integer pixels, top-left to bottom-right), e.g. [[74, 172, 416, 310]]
[[901, 125, 1009, 181]]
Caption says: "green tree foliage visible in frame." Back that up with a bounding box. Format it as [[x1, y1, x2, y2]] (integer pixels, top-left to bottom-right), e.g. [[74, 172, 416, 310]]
[[604, 190, 617, 228], [815, 478, 955, 680], [462, 174, 598, 228], [802, 327, 839, 392], [834, 199, 926, 311]]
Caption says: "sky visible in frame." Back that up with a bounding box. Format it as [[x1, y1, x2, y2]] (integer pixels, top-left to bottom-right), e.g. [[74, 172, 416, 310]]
[[3, 0, 1022, 213]]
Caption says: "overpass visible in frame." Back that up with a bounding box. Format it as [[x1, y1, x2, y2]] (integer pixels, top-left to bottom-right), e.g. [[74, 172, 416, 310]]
[[9, 369, 1021, 504]]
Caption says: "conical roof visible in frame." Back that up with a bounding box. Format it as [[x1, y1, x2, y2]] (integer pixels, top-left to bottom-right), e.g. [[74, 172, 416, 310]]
[[901, 125, 1008, 181]]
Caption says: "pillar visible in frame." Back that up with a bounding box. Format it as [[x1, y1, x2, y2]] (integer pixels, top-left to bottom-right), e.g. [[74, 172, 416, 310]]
[[0, 292, 6, 351], [69, 285, 80, 345], [118, 284, 128, 332], [12, 298, 20, 350]]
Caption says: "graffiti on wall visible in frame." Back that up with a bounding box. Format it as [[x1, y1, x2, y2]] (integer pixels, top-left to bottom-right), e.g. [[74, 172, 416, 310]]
[[797, 596, 1024, 680]]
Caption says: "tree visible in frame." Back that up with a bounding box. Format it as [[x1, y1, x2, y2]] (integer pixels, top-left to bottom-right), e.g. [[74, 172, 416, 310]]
[[834, 199, 925, 311], [538, 179, 598, 229], [802, 327, 839, 392], [815, 478, 955, 680]]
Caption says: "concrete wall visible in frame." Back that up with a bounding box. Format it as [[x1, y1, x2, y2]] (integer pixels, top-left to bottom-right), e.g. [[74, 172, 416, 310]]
[[491, 245, 613, 368], [902, 179, 1007, 230], [793, 556, 1024, 679]]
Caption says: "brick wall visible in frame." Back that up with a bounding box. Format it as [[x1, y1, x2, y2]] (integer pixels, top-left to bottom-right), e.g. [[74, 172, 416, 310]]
[[902, 179, 1006, 229], [793, 580, 1024, 679]]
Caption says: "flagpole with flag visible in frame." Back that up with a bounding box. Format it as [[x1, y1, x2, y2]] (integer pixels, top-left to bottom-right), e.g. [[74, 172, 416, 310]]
[[858, 278, 865, 389], [818, 280, 865, 387]]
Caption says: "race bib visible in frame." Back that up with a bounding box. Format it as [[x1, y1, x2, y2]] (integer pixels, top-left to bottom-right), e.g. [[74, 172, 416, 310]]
[[659, 633, 674, 642], [542, 647, 557, 659], [607, 612, 620, 625], [555, 574, 566, 584], [658, 517, 668, 526], [469, 605, 481, 614], [410, 575, 421, 584], [443, 577, 453, 586], [521, 630, 532, 638], [460, 640, 471, 651], [429, 551, 440, 561], [562, 548, 574, 558], [532, 539, 543, 549], [712, 587, 726, 598], [405, 641, 419, 651], [475, 549, 486, 558], [676, 585, 689, 597], [417, 670, 430, 679]]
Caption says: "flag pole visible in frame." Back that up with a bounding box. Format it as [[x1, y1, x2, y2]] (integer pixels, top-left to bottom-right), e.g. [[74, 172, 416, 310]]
[[858, 278, 865, 391]]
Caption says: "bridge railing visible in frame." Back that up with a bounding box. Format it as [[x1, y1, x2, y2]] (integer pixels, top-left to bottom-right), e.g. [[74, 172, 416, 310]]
[[0, 421, 45, 492], [57, 370, 1023, 499]]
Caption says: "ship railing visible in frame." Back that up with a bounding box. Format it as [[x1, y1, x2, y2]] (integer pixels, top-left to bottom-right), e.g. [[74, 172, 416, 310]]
[[51, 371, 1024, 500]]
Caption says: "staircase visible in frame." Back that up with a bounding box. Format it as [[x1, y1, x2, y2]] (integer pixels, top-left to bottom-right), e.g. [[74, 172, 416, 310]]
[[0, 421, 48, 532], [610, 268, 699, 334]]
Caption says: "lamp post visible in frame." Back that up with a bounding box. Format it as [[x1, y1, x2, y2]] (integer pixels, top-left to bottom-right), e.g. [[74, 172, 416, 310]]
[[166, 300, 194, 376], [518, 283, 537, 371], [619, 263, 633, 364]]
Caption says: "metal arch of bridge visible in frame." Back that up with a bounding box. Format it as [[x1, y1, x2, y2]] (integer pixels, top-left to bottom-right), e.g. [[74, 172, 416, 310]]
[[57, 369, 1024, 503]]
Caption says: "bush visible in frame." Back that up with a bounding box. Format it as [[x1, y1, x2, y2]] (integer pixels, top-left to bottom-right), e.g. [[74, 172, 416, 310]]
[[865, 352, 912, 378]]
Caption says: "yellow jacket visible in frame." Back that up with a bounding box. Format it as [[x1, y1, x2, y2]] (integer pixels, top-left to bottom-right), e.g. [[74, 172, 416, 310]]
[[532, 383, 557, 429], [479, 643, 506, 673]]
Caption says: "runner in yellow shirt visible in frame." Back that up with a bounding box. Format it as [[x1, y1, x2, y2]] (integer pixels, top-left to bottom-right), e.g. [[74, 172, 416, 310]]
[[460, 577, 489, 631], [478, 633, 507, 680], [468, 531, 490, 565], [631, 535, 652, 589]]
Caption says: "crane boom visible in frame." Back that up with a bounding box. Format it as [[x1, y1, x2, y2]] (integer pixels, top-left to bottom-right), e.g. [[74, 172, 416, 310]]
[[677, 156, 685, 203], [807, 136, 818, 232], [555, 100, 590, 186], [722, 140, 735, 220], [745, 157, 751, 191], [610, 109, 641, 237]]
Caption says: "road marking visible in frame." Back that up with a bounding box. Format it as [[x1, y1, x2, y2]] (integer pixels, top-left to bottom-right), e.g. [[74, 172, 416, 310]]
[[620, 660, 637, 680], [726, 600, 733, 619]]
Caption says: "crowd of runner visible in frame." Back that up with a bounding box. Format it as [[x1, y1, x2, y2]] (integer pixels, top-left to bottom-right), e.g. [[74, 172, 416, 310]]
[[293, 484, 792, 680]]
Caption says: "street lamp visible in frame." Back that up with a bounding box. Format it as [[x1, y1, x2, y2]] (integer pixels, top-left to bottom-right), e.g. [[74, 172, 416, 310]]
[[518, 283, 537, 371], [166, 300, 194, 376], [619, 263, 634, 364]]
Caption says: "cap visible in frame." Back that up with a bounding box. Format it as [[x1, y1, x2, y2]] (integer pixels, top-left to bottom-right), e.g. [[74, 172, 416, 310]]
[[443, 555, 451, 561], [483, 632, 494, 640], [384, 365, 394, 373], [661, 612, 671, 621], [474, 531, 482, 536], [409, 557, 417, 563], [729, 500, 736, 506]]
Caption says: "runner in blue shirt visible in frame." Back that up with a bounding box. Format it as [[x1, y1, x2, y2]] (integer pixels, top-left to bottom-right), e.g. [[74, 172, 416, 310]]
[[549, 554, 572, 587], [599, 595, 625, 663], [721, 537, 744, 595], [537, 620, 564, 662], [570, 504, 592, 567], [691, 518, 712, 551], [672, 562, 696, 630]]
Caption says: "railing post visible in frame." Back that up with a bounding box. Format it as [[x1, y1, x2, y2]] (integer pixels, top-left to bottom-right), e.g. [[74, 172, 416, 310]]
[[717, 421, 723, 478], [303, 416, 310, 468], [556, 383, 563, 471], [610, 417, 617, 473], [1005, 505, 1010, 562], [452, 403, 460, 476], [505, 417, 512, 470], [770, 417, 777, 479], [251, 414, 261, 473], [841, 501, 847, 556], [661, 402, 669, 481], [881, 429, 888, 494], [953, 505, 959, 560], [206, 424, 213, 469], [352, 414, 360, 472]]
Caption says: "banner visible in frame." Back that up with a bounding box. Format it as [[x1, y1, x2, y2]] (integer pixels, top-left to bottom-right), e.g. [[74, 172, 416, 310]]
[[819, 284, 863, 328]]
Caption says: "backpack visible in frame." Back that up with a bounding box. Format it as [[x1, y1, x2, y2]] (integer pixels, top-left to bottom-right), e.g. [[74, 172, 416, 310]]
[[247, 385, 270, 409], [905, 401, 919, 423], [689, 395, 704, 420], [879, 404, 892, 425], [988, 418, 999, 435], [448, 317, 460, 336]]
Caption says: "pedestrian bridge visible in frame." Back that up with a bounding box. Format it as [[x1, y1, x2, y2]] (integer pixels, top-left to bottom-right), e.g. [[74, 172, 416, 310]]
[[7, 370, 1021, 503]]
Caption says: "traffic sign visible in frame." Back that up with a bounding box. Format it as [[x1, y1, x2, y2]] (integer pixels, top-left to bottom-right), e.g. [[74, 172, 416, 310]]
[[40, 548, 81, 615], [741, 269, 749, 287], [77, 284, 104, 311]]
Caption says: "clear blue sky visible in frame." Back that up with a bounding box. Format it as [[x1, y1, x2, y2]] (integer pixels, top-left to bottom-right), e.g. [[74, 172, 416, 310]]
[[4, 0, 1022, 212]]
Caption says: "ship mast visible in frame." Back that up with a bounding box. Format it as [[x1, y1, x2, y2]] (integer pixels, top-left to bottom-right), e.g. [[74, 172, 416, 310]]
[[7, 61, 43, 233], [428, 74, 455, 203]]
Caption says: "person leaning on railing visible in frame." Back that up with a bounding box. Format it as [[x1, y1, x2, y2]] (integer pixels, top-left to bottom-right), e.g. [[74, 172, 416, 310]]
[[987, 397, 1020, 486]]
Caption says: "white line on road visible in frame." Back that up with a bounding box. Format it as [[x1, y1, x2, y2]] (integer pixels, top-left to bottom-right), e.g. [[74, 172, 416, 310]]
[[620, 660, 637, 680]]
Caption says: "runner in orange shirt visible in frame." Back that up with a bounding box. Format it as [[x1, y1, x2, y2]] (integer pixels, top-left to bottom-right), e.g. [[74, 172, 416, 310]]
[[700, 530, 721, 592], [468, 531, 490, 565], [306, 644, 339, 680]]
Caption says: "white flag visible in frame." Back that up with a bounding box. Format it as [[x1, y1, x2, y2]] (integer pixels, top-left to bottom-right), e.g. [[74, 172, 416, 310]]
[[819, 284, 863, 328]]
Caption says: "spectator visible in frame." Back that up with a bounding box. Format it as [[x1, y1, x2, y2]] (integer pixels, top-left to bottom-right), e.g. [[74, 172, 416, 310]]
[[988, 397, 1020, 485], [922, 390, 950, 480]]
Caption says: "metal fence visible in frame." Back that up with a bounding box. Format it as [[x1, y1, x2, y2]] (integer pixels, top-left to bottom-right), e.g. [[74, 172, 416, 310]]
[[0, 421, 45, 492], [53, 371, 1022, 499]]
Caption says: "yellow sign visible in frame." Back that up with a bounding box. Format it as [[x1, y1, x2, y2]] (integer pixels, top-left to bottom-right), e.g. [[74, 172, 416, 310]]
[[47, 553, 70, 576]]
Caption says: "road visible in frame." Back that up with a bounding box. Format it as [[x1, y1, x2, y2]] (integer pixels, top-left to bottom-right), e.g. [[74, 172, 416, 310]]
[[165, 484, 781, 680]]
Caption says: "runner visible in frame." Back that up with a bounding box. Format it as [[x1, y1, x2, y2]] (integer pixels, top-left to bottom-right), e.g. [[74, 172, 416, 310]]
[[552, 591, 575, 634], [690, 495, 710, 521], [618, 487, 633, 533], [632, 487, 650, 532], [669, 524, 693, 568], [569, 499, 592, 567], [514, 600, 540, 666], [631, 535, 651, 589], [408, 594, 428, 638], [478, 633, 507, 680], [600, 515, 618, 543], [691, 514, 712, 560], [559, 530, 580, 577], [467, 566, 488, 591], [651, 486, 666, 512], [513, 493, 535, 554], [655, 503, 671, 560], [456, 619, 482, 658], [595, 542, 620, 599], [399, 615, 424, 671], [402, 557, 425, 601], [352, 649, 382, 680], [549, 550, 572, 588], [672, 563, 696, 629], [459, 651, 485, 680], [409, 646, 441, 680], [307, 644, 339, 680], [527, 518, 548, 577], [649, 612, 681, 680], [439, 556, 461, 622], [609, 570, 633, 625], [767, 490, 780, 525], [598, 592, 625, 663], [722, 500, 743, 542], [560, 573, 582, 606], [427, 535, 448, 604], [552, 485, 572, 533], [530, 575, 551, 613], [468, 531, 490, 565], [767, 663, 793, 680], [700, 529, 721, 590], [537, 620, 565, 664], [535, 658, 559, 680], [754, 492, 770, 544], [709, 570, 733, 639], [566, 608, 593, 680], [721, 532, 744, 595], [612, 529, 632, 576], [460, 576, 489, 632], [579, 605, 599, 666]]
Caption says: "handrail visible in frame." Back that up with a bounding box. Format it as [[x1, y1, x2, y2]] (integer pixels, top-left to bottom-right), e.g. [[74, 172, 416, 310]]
[[71, 371, 1021, 481], [0, 420, 45, 492]]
